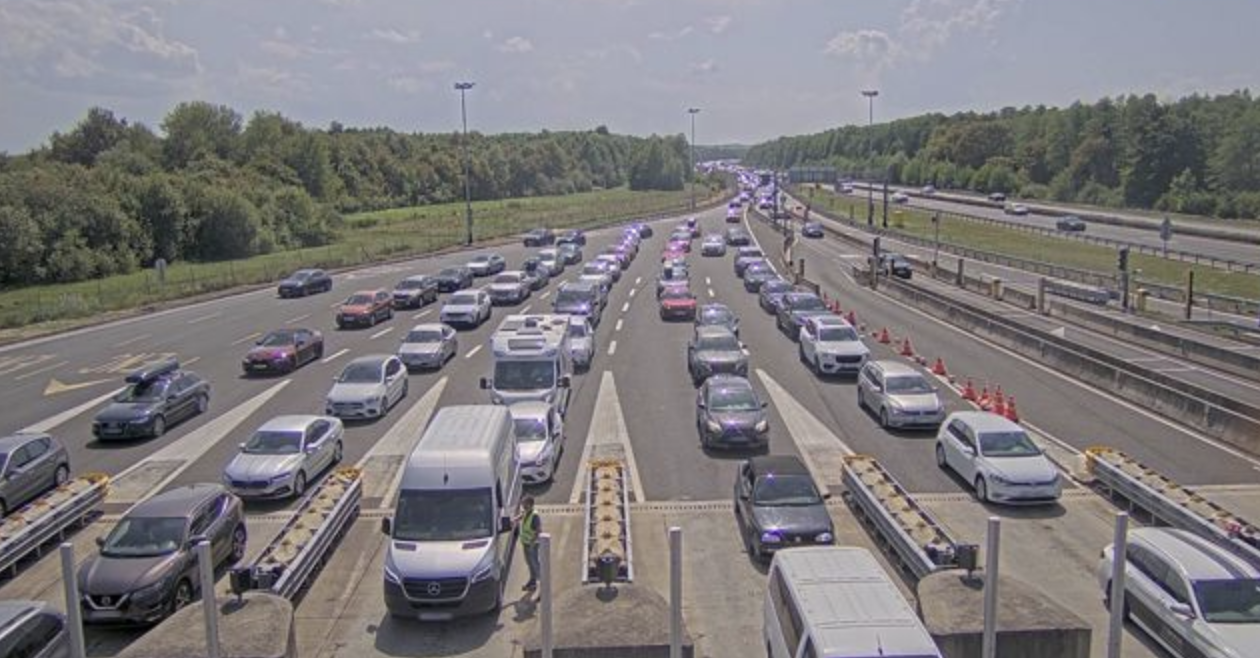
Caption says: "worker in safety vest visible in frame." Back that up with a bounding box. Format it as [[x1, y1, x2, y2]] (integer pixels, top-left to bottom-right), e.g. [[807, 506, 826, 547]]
[[516, 496, 542, 592]]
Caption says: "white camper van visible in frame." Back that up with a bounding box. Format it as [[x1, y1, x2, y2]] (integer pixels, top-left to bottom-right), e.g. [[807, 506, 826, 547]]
[[481, 315, 574, 414], [381, 405, 522, 620], [765, 547, 943, 658]]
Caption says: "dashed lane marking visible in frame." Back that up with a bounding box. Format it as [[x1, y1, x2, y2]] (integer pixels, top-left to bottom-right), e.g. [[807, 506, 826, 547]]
[[412, 310, 432, 321], [231, 332, 262, 346], [370, 327, 394, 340], [540, 291, 551, 300], [608, 340, 618, 356], [186, 311, 222, 325], [708, 288, 716, 298], [285, 314, 311, 325], [635, 277, 642, 285], [0, 354, 56, 376], [321, 348, 349, 364], [621, 302, 630, 313], [465, 345, 483, 359], [615, 319, 623, 332], [521, 304, 533, 314]]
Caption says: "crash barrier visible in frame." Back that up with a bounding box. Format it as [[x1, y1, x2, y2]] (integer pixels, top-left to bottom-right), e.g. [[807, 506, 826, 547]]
[[1042, 279, 1113, 306], [0, 473, 108, 576], [235, 467, 361, 600], [874, 275, 1260, 455], [1086, 447, 1260, 567], [582, 459, 633, 585], [841, 456, 967, 580]]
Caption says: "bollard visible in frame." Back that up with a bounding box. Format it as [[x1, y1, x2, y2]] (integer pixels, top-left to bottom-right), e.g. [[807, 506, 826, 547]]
[[669, 526, 683, 658], [1037, 278, 1047, 315], [982, 517, 1000, 658], [956, 259, 965, 287], [1107, 513, 1129, 658], [540, 533, 553, 658], [197, 540, 221, 658], [59, 543, 87, 658]]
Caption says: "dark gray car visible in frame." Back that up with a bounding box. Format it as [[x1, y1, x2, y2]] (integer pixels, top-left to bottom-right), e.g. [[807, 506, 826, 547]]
[[695, 303, 740, 338], [687, 326, 748, 385], [742, 262, 776, 292], [733, 456, 834, 561], [0, 600, 69, 658], [0, 434, 70, 517], [696, 375, 768, 450], [775, 293, 831, 340], [758, 279, 795, 314], [78, 484, 246, 625], [91, 360, 210, 440], [277, 269, 332, 298]]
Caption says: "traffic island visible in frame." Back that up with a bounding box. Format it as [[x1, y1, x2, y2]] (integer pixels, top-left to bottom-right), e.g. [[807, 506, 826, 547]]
[[918, 569, 1091, 658], [522, 584, 693, 658], [117, 592, 296, 658]]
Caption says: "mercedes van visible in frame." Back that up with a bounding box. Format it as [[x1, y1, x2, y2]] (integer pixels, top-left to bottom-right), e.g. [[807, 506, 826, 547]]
[[381, 406, 522, 620]]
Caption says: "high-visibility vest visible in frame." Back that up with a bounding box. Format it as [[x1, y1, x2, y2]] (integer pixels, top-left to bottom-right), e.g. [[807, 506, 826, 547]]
[[521, 509, 539, 546]]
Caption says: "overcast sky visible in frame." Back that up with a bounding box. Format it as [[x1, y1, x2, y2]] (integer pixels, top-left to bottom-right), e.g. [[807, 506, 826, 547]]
[[2, 0, 1258, 153]]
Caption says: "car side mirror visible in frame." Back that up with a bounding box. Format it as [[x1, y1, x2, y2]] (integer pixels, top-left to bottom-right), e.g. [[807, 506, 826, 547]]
[[961, 445, 976, 456], [95, 536, 105, 548], [761, 401, 768, 409], [380, 517, 392, 536], [479, 377, 491, 390], [822, 492, 833, 501], [188, 534, 208, 550], [1168, 602, 1195, 619], [498, 516, 513, 534], [697, 400, 706, 409], [559, 375, 571, 388]]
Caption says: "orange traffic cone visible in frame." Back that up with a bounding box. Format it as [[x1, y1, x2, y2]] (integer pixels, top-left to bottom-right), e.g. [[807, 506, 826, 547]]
[[900, 338, 916, 357], [961, 380, 977, 401], [931, 358, 948, 376], [877, 327, 891, 344], [977, 385, 992, 410], [1004, 396, 1020, 423], [847, 310, 857, 326], [993, 386, 1006, 416]]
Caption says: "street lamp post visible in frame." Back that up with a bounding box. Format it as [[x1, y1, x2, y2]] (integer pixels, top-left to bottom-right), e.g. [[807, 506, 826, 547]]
[[455, 81, 476, 245], [861, 90, 879, 226], [688, 108, 701, 210]]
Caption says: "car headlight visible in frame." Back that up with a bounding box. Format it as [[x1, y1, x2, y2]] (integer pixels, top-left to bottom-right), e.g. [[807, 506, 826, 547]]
[[760, 531, 783, 544], [814, 532, 834, 544], [754, 420, 769, 433], [470, 553, 496, 583], [131, 577, 170, 602], [269, 471, 294, 483], [706, 420, 722, 433], [989, 472, 1013, 485]]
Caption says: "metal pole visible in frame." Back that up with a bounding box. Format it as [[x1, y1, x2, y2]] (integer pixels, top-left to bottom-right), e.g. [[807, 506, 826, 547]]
[[688, 108, 700, 211], [862, 90, 878, 226], [197, 540, 221, 658], [456, 82, 476, 246], [933, 212, 941, 267], [540, 533, 553, 658], [1107, 513, 1129, 658], [59, 543, 87, 658], [982, 516, 1001, 658], [669, 526, 683, 658]]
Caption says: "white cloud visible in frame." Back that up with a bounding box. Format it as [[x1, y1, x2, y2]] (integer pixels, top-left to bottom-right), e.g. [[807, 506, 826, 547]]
[[497, 36, 534, 53], [585, 44, 643, 63], [235, 63, 309, 96], [705, 16, 733, 35], [690, 58, 718, 75], [367, 28, 422, 45], [823, 29, 900, 69], [649, 26, 695, 41], [822, 0, 1014, 69], [387, 75, 428, 95]]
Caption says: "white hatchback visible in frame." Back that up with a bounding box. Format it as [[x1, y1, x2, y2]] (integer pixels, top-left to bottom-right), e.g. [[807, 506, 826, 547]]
[[935, 411, 1061, 505]]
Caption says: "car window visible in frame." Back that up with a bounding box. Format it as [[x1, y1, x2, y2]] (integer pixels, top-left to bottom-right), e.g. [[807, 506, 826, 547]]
[[385, 360, 402, 377], [190, 505, 214, 537], [0, 611, 64, 658], [8, 444, 32, 469], [25, 438, 49, 460]]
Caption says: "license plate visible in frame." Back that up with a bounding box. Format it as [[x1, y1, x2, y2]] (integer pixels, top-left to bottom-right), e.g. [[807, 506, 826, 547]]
[[419, 612, 453, 621], [91, 610, 122, 619], [251, 363, 269, 370]]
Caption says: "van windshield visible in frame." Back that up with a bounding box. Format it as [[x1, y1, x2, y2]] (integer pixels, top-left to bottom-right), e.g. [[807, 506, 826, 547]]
[[394, 489, 494, 541], [495, 361, 556, 391]]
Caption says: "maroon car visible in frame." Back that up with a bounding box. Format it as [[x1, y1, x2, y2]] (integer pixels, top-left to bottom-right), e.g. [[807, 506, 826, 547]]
[[659, 287, 698, 321], [242, 328, 324, 374]]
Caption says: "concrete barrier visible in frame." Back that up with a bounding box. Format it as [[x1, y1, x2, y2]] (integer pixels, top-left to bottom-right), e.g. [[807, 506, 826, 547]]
[[117, 593, 296, 658]]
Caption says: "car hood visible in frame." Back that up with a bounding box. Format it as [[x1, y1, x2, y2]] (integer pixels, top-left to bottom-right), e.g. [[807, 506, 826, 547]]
[[816, 342, 869, 358], [887, 392, 941, 412], [399, 343, 442, 356], [79, 553, 180, 595], [245, 346, 294, 361], [983, 455, 1058, 483], [328, 382, 385, 402], [750, 504, 833, 535], [225, 453, 304, 480], [340, 304, 373, 314], [387, 538, 494, 580], [517, 441, 551, 465], [95, 402, 157, 422], [709, 410, 762, 429], [1208, 624, 1260, 656]]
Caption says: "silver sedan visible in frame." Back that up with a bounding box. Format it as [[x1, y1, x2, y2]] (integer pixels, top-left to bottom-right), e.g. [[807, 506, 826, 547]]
[[398, 323, 458, 370], [325, 355, 409, 420], [222, 415, 344, 499]]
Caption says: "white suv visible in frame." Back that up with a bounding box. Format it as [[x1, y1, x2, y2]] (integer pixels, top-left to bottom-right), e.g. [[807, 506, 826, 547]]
[[798, 316, 868, 376]]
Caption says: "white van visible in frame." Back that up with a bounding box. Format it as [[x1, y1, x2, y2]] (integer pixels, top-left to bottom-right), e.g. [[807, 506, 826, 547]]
[[381, 405, 522, 620], [765, 547, 943, 658]]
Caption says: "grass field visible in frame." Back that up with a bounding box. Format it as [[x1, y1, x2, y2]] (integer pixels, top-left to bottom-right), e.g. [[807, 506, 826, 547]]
[[801, 186, 1259, 301], [0, 184, 724, 335]]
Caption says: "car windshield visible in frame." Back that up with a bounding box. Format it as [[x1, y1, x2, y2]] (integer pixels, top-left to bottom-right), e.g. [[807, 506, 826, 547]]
[[117, 379, 170, 403], [701, 308, 734, 324], [740, 250, 763, 258], [753, 475, 822, 506], [438, 268, 461, 278], [449, 293, 478, 305], [346, 294, 373, 306], [708, 385, 759, 411], [101, 517, 186, 557], [513, 417, 548, 443], [787, 296, 825, 311], [339, 362, 382, 383], [396, 279, 428, 290], [393, 489, 493, 541], [494, 361, 555, 391], [405, 330, 443, 343], [1193, 579, 1260, 624], [817, 326, 859, 342], [243, 430, 303, 454], [696, 334, 740, 351], [567, 323, 589, 338], [978, 431, 1042, 457], [493, 274, 520, 284], [746, 263, 771, 275], [885, 375, 933, 393], [258, 331, 297, 347], [291, 270, 314, 281], [555, 289, 592, 306], [661, 269, 687, 281]]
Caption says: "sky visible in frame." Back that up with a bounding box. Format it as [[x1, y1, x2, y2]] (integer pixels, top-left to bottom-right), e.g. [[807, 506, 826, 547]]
[[1, 0, 1258, 153]]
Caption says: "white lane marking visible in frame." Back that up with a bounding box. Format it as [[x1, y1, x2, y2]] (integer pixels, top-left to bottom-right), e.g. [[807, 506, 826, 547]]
[[113, 334, 151, 348], [412, 310, 432, 320], [608, 340, 618, 356], [465, 345, 483, 359], [107, 380, 291, 505], [183, 356, 201, 367], [330, 302, 341, 309], [629, 288, 637, 298], [708, 288, 716, 298], [186, 311, 222, 325], [744, 211, 781, 277], [615, 319, 623, 332], [321, 348, 349, 364], [705, 277, 712, 286], [13, 360, 69, 381], [521, 304, 533, 314], [569, 372, 646, 504], [635, 277, 642, 285], [358, 377, 449, 509], [370, 327, 395, 340], [540, 291, 551, 300], [231, 332, 262, 346], [757, 369, 852, 491], [21, 387, 125, 433], [621, 302, 630, 313], [285, 313, 311, 325]]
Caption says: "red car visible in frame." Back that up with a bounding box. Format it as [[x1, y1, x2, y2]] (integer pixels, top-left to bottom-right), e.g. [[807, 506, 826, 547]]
[[337, 289, 393, 328], [662, 248, 687, 263], [242, 328, 325, 374], [668, 239, 692, 253], [659, 287, 697, 321]]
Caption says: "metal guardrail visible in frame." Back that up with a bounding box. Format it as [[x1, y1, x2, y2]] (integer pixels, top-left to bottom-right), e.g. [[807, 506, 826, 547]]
[[0, 473, 108, 576], [581, 459, 633, 584], [240, 467, 362, 600], [1043, 279, 1113, 305], [1086, 447, 1260, 567], [841, 455, 963, 580]]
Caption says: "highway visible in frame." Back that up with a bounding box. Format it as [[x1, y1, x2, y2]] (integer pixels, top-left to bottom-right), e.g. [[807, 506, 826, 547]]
[[1, 201, 1258, 657]]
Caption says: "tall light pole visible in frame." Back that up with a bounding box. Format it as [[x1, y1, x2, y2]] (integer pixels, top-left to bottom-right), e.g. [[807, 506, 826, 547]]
[[455, 81, 476, 245], [861, 89, 879, 226], [688, 108, 701, 210]]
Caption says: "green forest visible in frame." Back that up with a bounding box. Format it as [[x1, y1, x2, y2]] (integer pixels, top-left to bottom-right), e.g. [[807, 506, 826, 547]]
[[0, 103, 695, 287], [744, 91, 1260, 220]]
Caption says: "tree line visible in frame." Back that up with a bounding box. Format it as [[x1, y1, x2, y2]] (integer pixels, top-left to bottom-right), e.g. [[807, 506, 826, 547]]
[[744, 91, 1260, 219], [0, 103, 694, 286]]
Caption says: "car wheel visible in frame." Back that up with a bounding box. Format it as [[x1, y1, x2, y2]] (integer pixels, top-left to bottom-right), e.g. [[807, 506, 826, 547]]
[[315, 343, 325, 359], [229, 524, 248, 563], [402, 379, 410, 398], [54, 464, 70, 487], [196, 395, 209, 415], [333, 441, 344, 464], [293, 471, 307, 499], [379, 396, 390, 418], [935, 444, 948, 469], [386, 307, 394, 320], [879, 408, 890, 429], [170, 579, 194, 614], [857, 388, 867, 410], [151, 415, 166, 438], [975, 477, 989, 503]]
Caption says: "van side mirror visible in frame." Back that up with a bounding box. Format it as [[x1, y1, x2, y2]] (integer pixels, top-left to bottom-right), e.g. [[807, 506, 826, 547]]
[[1167, 602, 1194, 619], [479, 377, 491, 390], [380, 517, 392, 536], [499, 516, 513, 534], [559, 375, 571, 388]]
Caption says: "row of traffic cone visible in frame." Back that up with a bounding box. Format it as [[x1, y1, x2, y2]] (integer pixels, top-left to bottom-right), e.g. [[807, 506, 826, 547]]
[[959, 379, 1020, 422]]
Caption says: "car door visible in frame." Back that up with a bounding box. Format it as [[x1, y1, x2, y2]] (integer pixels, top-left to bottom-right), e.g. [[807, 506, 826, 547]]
[[800, 322, 816, 361], [443, 326, 457, 359], [306, 420, 332, 473], [200, 495, 235, 564], [294, 330, 313, 363], [735, 463, 756, 536], [384, 359, 405, 403], [3, 444, 38, 507], [941, 419, 972, 476], [25, 437, 55, 498]]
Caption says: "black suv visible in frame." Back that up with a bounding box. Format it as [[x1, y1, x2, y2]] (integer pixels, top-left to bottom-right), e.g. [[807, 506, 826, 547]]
[[277, 269, 332, 298], [523, 228, 555, 247]]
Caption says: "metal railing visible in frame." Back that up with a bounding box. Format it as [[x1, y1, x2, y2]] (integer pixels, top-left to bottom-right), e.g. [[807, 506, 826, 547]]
[[0, 474, 108, 577]]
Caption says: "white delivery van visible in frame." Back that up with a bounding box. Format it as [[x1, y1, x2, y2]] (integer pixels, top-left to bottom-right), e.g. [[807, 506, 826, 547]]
[[381, 405, 522, 620], [765, 547, 943, 658]]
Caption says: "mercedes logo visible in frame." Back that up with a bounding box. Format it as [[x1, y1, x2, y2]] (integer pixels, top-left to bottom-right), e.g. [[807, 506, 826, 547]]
[[426, 582, 441, 597]]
